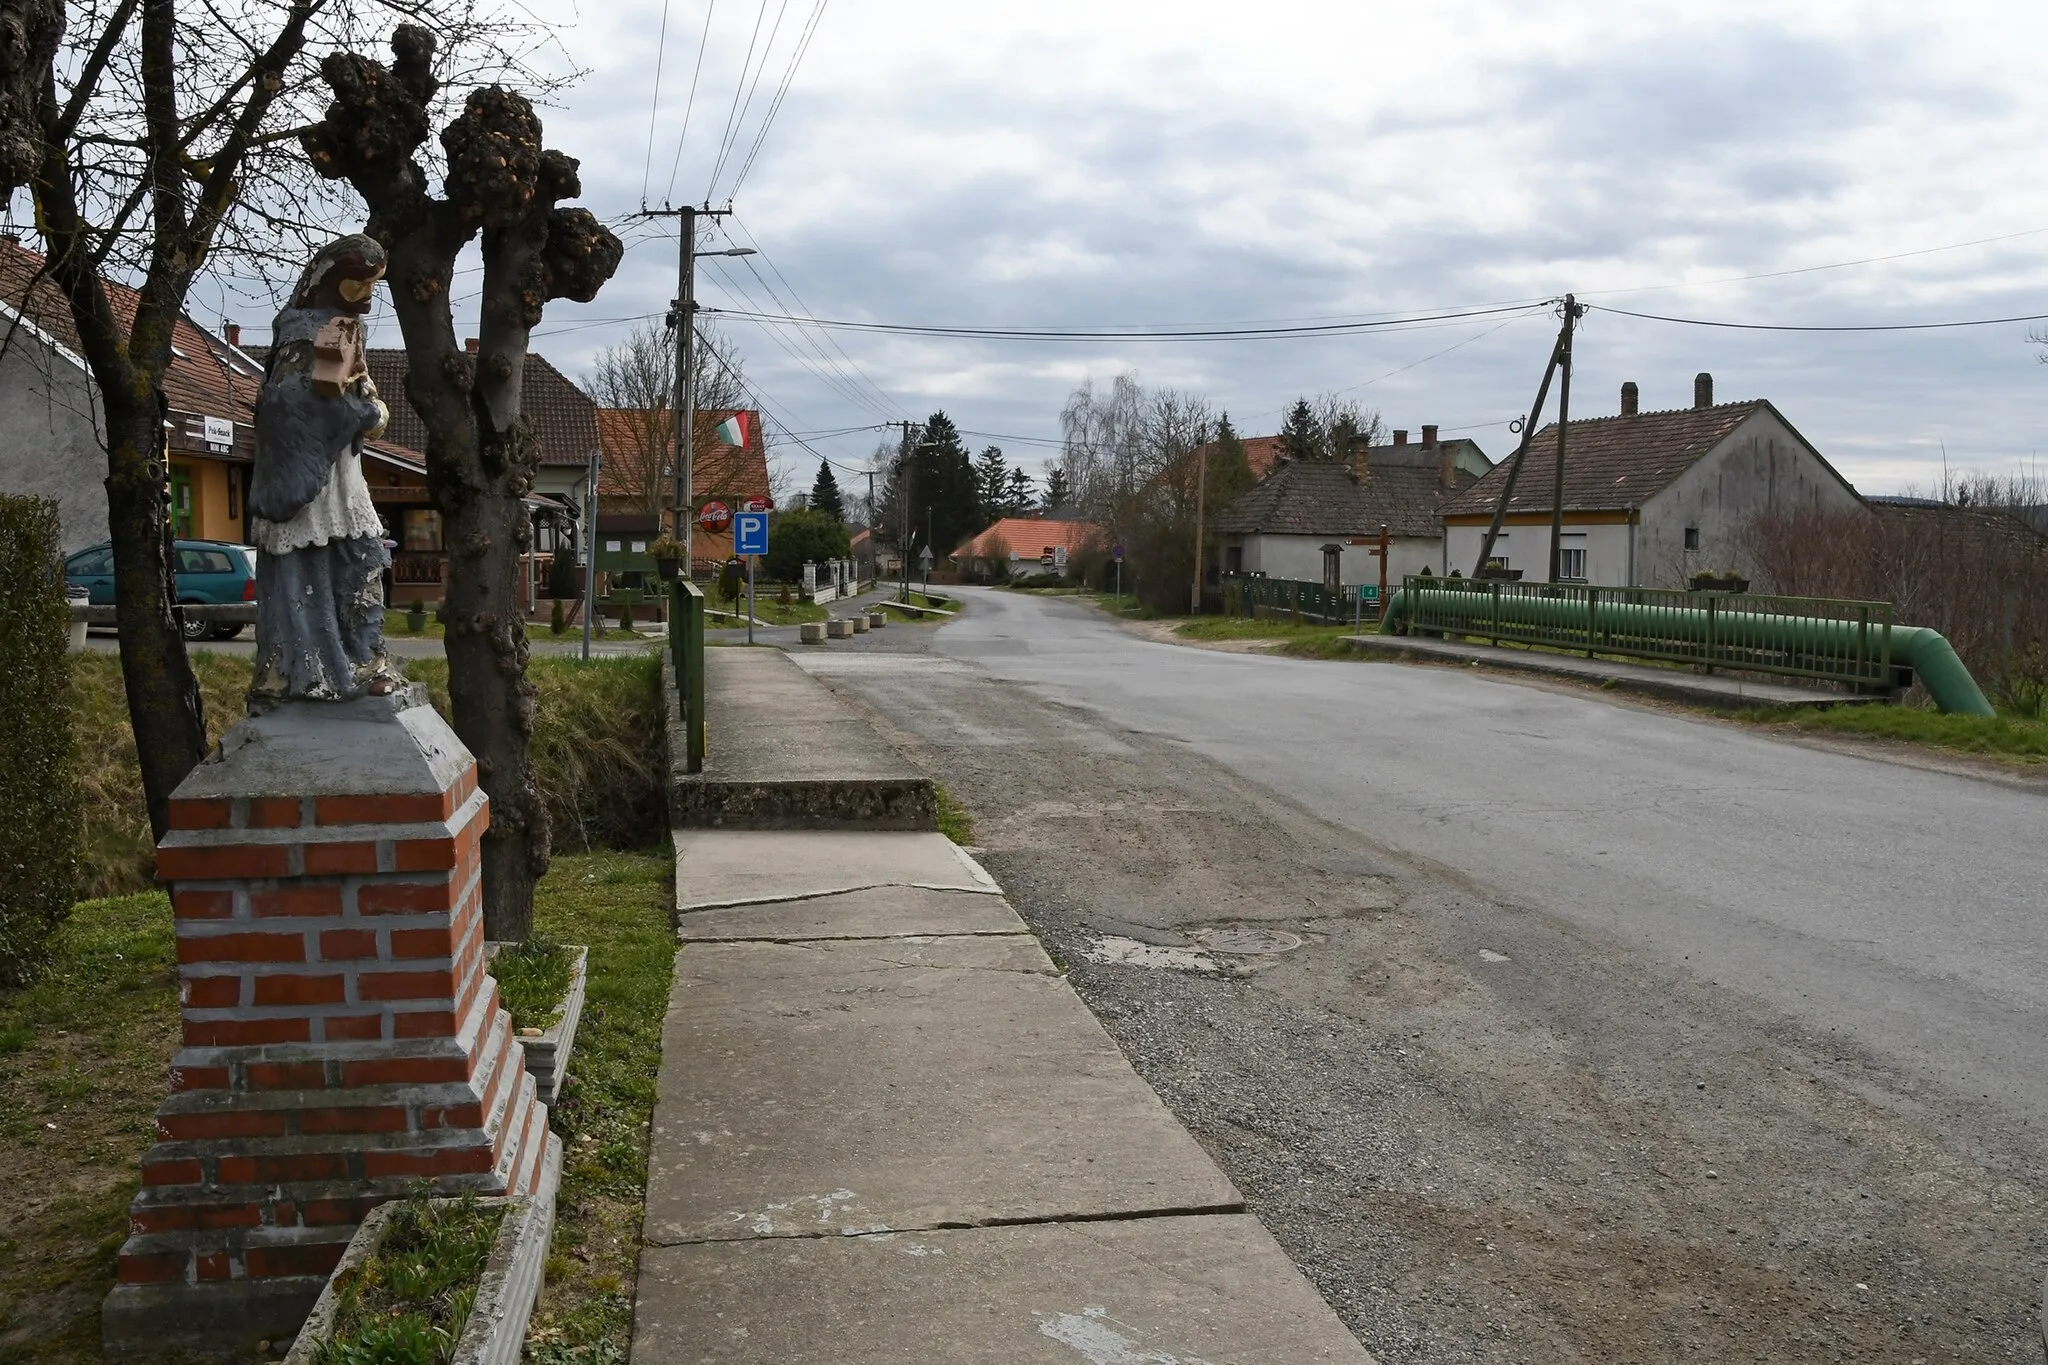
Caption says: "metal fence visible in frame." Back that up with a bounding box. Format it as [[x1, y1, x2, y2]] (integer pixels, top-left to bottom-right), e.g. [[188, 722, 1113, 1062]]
[[1222, 575, 1382, 626], [1396, 576, 1896, 689]]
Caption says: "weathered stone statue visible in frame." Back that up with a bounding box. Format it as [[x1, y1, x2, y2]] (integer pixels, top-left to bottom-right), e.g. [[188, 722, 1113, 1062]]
[[247, 233, 399, 702]]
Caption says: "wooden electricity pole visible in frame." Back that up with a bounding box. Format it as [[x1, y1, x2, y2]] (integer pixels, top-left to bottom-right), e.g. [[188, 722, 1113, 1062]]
[[1546, 294, 1583, 584], [1474, 299, 1579, 578]]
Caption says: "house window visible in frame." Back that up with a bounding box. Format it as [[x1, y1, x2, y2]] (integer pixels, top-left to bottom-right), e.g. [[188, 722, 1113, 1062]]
[[402, 509, 443, 552], [1226, 545, 1243, 574], [1684, 526, 1700, 551], [1558, 546, 1587, 581]]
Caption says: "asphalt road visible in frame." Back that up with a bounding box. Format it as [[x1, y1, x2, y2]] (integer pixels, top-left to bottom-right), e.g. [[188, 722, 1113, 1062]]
[[792, 586, 2048, 1362], [936, 588, 2048, 1133]]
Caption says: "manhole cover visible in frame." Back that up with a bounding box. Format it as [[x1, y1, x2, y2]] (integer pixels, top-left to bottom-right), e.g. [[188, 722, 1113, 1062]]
[[1194, 927, 1304, 956]]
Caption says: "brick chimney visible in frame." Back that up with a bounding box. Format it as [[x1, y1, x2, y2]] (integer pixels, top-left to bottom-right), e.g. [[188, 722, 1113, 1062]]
[[1694, 372, 1713, 409], [465, 337, 480, 354], [1421, 424, 1438, 447], [1439, 441, 1456, 490], [1621, 381, 1638, 417], [1392, 429, 1408, 447], [224, 323, 241, 347]]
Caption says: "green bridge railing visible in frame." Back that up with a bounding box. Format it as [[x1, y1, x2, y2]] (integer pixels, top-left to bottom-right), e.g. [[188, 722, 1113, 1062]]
[[668, 580, 706, 773], [1222, 575, 1380, 626], [1389, 576, 1895, 690]]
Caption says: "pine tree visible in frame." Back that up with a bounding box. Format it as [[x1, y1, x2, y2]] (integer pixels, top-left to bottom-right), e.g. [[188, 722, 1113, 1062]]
[[1043, 467, 1071, 512], [810, 459, 846, 522], [1004, 466, 1036, 517], [973, 445, 1011, 523], [910, 412, 983, 562], [1279, 397, 1321, 462]]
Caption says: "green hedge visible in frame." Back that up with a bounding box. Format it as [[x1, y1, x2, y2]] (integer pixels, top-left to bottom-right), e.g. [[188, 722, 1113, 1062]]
[[0, 497, 81, 984]]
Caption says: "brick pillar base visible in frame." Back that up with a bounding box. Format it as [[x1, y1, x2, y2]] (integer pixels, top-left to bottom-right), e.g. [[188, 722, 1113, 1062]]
[[102, 687, 551, 1360]]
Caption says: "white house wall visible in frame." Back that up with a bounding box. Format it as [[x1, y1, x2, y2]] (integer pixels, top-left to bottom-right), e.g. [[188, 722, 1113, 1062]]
[[1440, 523, 1635, 585], [1234, 533, 1442, 584], [0, 333, 107, 552], [1636, 409, 1863, 589]]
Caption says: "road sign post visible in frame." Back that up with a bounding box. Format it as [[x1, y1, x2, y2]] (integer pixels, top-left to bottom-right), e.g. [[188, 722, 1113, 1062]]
[[1112, 544, 1124, 601], [734, 511, 769, 646]]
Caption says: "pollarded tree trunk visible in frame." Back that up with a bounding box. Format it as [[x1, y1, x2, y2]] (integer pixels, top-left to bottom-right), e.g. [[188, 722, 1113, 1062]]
[[102, 405, 210, 839], [304, 27, 620, 941]]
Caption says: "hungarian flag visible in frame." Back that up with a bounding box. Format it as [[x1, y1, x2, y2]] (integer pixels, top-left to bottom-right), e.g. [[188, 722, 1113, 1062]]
[[713, 412, 748, 447]]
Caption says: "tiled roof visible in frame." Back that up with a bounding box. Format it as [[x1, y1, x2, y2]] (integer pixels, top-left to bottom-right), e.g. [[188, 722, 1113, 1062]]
[[1214, 457, 1482, 538], [951, 516, 1102, 561], [363, 348, 599, 467], [1438, 401, 1764, 517], [1869, 499, 2048, 551], [1, 236, 260, 457], [593, 407, 769, 502]]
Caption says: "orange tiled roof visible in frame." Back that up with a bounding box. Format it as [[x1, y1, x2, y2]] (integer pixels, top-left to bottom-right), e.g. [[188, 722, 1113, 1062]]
[[951, 516, 1102, 561], [593, 407, 769, 503]]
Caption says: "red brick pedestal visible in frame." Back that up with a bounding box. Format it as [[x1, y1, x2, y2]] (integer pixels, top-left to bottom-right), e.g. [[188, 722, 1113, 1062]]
[[102, 688, 554, 1358]]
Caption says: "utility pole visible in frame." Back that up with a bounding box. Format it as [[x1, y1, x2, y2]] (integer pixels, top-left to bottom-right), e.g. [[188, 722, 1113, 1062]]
[[634, 205, 748, 578], [1475, 305, 1572, 577], [896, 419, 915, 602], [1188, 438, 1208, 615], [1546, 294, 1583, 584]]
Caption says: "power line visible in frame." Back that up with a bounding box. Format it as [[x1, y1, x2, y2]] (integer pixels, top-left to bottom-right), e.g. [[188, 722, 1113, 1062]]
[[704, 0, 773, 204], [639, 0, 674, 208], [723, 216, 904, 420], [701, 260, 902, 422], [661, 0, 720, 208], [725, 0, 830, 201], [1587, 302, 2048, 333], [698, 301, 1544, 342], [707, 0, 795, 201]]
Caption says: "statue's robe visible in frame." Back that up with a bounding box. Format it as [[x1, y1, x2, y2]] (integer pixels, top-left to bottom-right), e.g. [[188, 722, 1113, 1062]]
[[247, 306, 393, 701]]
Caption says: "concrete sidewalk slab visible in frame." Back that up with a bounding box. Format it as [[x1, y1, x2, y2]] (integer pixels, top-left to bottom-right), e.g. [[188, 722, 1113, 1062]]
[[676, 885, 1026, 941], [674, 829, 999, 909], [642, 933, 1242, 1246], [673, 648, 936, 829], [635, 1215, 1375, 1362]]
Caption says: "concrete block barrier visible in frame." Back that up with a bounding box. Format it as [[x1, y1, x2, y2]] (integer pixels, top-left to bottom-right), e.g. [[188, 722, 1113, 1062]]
[[826, 618, 855, 639], [868, 611, 887, 628], [799, 622, 827, 644], [851, 614, 870, 634]]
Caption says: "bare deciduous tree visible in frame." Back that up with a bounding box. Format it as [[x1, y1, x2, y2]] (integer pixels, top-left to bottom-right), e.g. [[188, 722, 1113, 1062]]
[[302, 24, 622, 940], [9, 0, 553, 841], [585, 318, 749, 518]]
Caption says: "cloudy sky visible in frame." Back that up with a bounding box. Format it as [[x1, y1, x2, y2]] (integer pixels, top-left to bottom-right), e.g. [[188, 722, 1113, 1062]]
[[197, 1, 2048, 493]]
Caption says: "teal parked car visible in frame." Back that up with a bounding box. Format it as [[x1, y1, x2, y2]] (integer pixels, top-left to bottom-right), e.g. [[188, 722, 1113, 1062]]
[[65, 539, 258, 640]]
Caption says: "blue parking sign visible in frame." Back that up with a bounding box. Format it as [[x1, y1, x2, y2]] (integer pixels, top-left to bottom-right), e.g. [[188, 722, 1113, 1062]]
[[734, 511, 769, 556]]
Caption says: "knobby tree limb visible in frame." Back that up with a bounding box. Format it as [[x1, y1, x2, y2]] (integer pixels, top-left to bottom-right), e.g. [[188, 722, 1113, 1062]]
[[304, 25, 621, 940]]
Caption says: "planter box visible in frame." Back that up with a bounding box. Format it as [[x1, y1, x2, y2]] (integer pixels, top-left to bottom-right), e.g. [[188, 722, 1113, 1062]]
[[286, 1136, 562, 1365], [1689, 575, 1750, 593], [487, 943, 588, 1108]]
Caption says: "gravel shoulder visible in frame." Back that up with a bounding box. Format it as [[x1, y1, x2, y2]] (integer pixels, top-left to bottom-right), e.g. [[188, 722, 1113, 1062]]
[[792, 628, 2047, 1364]]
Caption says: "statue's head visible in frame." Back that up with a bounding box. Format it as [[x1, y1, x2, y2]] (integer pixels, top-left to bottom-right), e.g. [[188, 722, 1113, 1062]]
[[292, 233, 387, 315]]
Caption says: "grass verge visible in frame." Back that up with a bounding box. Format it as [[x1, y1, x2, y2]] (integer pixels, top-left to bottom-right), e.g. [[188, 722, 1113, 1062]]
[[1732, 701, 2048, 761], [1172, 617, 1358, 657], [523, 850, 674, 1365], [0, 890, 180, 1362], [72, 651, 666, 898], [935, 786, 975, 846], [383, 610, 641, 642], [0, 850, 673, 1363]]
